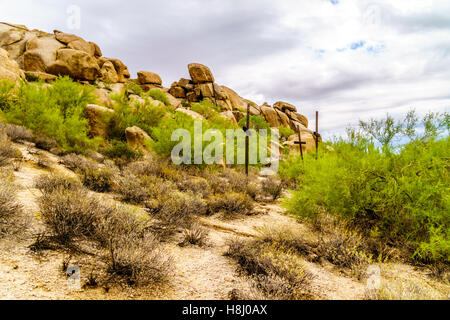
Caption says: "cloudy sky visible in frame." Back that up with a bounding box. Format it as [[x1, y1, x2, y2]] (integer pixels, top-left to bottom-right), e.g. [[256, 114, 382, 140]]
[[2, 0, 449, 138]]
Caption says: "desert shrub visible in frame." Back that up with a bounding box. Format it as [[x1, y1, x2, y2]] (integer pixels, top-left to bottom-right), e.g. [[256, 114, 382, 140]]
[[114, 173, 175, 205], [191, 100, 221, 119], [37, 187, 103, 244], [34, 173, 82, 194], [222, 168, 248, 193], [283, 111, 450, 264], [106, 91, 166, 141], [1, 77, 99, 153], [0, 79, 15, 108], [61, 153, 98, 172], [278, 125, 295, 139], [260, 221, 372, 276], [365, 278, 448, 300], [147, 89, 170, 106], [81, 165, 117, 192], [226, 239, 313, 299], [261, 176, 284, 201], [181, 223, 208, 246], [0, 182, 23, 236], [105, 233, 171, 286], [32, 134, 58, 151], [148, 191, 207, 235], [208, 193, 254, 216], [0, 123, 33, 142], [102, 139, 142, 161], [238, 115, 270, 131], [0, 140, 22, 167], [177, 177, 211, 199]]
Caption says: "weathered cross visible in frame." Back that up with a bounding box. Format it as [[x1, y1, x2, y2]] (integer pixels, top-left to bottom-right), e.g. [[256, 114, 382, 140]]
[[294, 126, 306, 161]]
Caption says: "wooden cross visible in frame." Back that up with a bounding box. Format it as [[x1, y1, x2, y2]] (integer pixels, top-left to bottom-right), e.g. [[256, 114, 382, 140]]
[[314, 111, 320, 160], [244, 103, 250, 176], [294, 126, 306, 161]]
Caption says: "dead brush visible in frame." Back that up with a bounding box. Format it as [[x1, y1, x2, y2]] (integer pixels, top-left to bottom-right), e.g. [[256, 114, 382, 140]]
[[34, 173, 82, 194], [0, 123, 33, 142], [148, 191, 208, 237], [312, 214, 372, 275], [208, 192, 254, 217], [60, 153, 97, 172], [226, 238, 314, 300], [37, 187, 104, 244], [177, 177, 211, 199], [259, 221, 372, 277], [0, 140, 22, 167], [105, 233, 172, 286], [181, 223, 207, 246], [261, 176, 285, 201], [0, 182, 24, 236]]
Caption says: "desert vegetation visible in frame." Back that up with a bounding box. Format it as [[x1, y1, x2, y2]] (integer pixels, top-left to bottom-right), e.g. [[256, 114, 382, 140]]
[[281, 111, 449, 268], [0, 71, 448, 301]]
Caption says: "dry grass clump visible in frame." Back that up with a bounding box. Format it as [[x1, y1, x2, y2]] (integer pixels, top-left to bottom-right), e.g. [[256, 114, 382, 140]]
[[80, 166, 117, 192], [105, 233, 171, 286], [0, 139, 22, 167], [260, 217, 372, 277], [61, 153, 117, 192], [33, 134, 58, 152], [0, 181, 23, 236], [35, 174, 171, 286], [34, 173, 82, 194], [60, 153, 97, 172], [365, 278, 449, 300], [177, 177, 211, 199], [226, 238, 314, 300], [37, 187, 103, 244], [181, 223, 208, 247], [148, 191, 207, 236], [208, 192, 254, 217], [0, 123, 33, 142], [261, 176, 284, 201]]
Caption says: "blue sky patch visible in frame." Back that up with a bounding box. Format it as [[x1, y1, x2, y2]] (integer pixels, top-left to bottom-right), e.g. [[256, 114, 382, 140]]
[[350, 41, 365, 50], [330, 0, 339, 5]]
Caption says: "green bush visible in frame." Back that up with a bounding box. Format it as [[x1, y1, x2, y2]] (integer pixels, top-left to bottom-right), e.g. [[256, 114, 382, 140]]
[[0, 77, 99, 153], [279, 125, 295, 139], [191, 100, 221, 119], [238, 115, 270, 131], [102, 139, 142, 161], [282, 111, 450, 264], [147, 89, 170, 106], [107, 91, 166, 141]]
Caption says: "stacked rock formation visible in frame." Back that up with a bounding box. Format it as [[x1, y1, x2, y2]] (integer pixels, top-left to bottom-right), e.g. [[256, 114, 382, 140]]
[[170, 63, 317, 153], [0, 22, 129, 83], [0, 21, 319, 154]]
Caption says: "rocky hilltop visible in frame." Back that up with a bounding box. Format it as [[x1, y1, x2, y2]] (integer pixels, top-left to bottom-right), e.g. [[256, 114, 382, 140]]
[[0, 22, 317, 153]]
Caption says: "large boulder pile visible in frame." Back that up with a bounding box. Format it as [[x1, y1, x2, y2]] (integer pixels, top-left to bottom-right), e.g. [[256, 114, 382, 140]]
[[0, 48, 24, 81], [169, 62, 316, 152], [0, 22, 129, 82]]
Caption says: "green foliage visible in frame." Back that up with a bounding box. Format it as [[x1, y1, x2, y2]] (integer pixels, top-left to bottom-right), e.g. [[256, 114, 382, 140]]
[[0, 77, 99, 153], [147, 89, 170, 106], [103, 139, 142, 161], [282, 111, 450, 264], [191, 100, 221, 119], [279, 125, 295, 139], [238, 115, 270, 131], [107, 91, 166, 141]]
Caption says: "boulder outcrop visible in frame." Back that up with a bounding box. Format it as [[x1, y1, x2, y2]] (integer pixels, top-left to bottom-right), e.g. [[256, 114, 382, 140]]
[[0, 23, 130, 83], [0, 48, 24, 81], [125, 126, 152, 151]]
